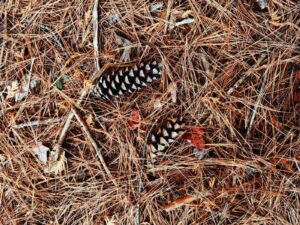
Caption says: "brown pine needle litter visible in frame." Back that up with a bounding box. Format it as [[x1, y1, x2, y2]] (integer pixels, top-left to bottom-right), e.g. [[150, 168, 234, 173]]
[[0, 0, 300, 224]]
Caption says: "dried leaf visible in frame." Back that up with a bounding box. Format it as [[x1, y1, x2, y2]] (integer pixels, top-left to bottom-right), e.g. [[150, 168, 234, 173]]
[[183, 127, 205, 149], [0, 154, 6, 169], [115, 33, 133, 62], [32, 143, 49, 164], [6, 81, 19, 99], [6, 74, 39, 101], [167, 82, 177, 103], [270, 115, 282, 129], [0, 154, 6, 163], [107, 15, 119, 24], [44, 152, 66, 175], [86, 114, 95, 128], [256, 0, 267, 10], [150, 2, 164, 12], [163, 195, 201, 212], [293, 71, 300, 103], [105, 217, 117, 225], [127, 108, 141, 129], [193, 148, 206, 159], [154, 98, 163, 110]]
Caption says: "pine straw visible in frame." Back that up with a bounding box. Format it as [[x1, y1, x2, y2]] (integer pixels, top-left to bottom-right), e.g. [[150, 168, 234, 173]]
[[0, 0, 300, 224]]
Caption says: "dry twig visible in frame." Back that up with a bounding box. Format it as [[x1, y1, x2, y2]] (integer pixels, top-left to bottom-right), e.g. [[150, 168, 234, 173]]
[[92, 0, 100, 71], [12, 117, 64, 129], [71, 107, 117, 186]]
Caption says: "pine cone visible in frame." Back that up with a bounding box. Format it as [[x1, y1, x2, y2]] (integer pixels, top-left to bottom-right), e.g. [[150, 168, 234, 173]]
[[149, 118, 185, 164], [92, 60, 162, 99]]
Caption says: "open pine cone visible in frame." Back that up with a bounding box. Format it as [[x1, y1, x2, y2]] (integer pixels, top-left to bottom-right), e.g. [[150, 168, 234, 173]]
[[92, 60, 162, 99], [148, 118, 185, 164]]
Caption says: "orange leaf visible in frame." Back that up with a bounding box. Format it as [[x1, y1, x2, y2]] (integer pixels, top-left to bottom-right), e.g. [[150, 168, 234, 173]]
[[296, 71, 300, 80], [294, 71, 300, 102], [127, 109, 141, 129], [183, 127, 205, 149]]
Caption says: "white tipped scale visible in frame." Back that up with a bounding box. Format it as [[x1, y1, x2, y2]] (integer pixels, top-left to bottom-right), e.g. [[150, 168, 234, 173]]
[[160, 137, 168, 146], [157, 144, 165, 151], [146, 76, 153, 82], [115, 75, 120, 83], [141, 82, 147, 87], [167, 122, 172, 129], [111, 81, 116, 89], [158, 71, 162, 75], [158, 63, 163, 68], [96, 86, 103, 95], [152, 68, 159, 74], [129, 69, 134, 77], [134, 65, 138, 71], [162, 128, 169, 137], [145, 64, 151, 70], [151, 144, 157, 153], [168, 138, 175, 143], [152, 61, 157, 65], [125, 76, 130, 84], [99, 77, 103, 83], [135, 77, 141, 85], [150, 152, 157, 159], [139, 70, 145, 77], [92, 88, 97, 96], [174, 123, 180, 130], [153, 76, 158, 80], [140, 62, 144, 67], [171, 131, 178, 139], [121, 83, 127, 91], [119, 70, 123, 76], [102, 80, 107, 88], [118, 90, 123, 95], [107, 75, 111, 82], [108, 89, 114, 96], [125, 67, 129, 72], [131, 84, 137, 90], [151, 134, 156, 142]]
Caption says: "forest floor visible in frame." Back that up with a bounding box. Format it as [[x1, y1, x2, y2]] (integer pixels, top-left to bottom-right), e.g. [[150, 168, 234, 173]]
[[0, 0, 300, 224]]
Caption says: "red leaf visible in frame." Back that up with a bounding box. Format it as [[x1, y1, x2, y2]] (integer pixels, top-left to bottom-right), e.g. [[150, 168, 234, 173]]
[[183, 127, 205, 149], [294, 71, 300, 103], [127, 108, 141, 129]]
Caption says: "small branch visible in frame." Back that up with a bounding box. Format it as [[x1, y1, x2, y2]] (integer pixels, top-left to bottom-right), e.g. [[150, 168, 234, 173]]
[[50, 64, 109, 164], [71, 107, 117, 186], [246, 68, 269, 138], [12, 117, 64, 129], [172, 18, 194, 28], [92, 0, 100, 71]]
